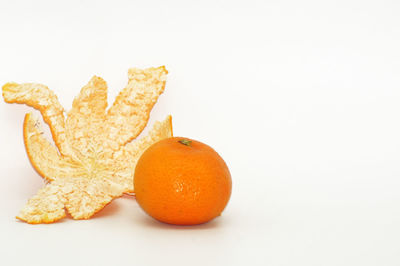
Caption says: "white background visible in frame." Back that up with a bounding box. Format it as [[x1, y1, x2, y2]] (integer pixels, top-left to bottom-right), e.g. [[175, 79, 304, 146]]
[[1, 0, 400, 265]]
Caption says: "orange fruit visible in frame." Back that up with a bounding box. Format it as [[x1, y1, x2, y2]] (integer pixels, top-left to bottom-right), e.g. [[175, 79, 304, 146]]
[[134, 137, 232, 225]]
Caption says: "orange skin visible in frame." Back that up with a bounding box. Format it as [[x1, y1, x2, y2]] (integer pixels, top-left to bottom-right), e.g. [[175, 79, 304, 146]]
[[134, 137, 232, 225]]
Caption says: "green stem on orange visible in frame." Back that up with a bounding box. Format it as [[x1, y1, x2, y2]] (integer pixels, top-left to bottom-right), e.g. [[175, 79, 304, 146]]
[[178, 139, 192, 146]]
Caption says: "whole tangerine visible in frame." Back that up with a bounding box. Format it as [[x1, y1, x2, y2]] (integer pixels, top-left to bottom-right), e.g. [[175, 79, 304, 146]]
[[134, 137, 232, 225]]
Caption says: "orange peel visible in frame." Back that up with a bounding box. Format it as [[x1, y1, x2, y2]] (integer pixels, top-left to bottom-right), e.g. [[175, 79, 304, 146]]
[[3, 66, 173, 224]]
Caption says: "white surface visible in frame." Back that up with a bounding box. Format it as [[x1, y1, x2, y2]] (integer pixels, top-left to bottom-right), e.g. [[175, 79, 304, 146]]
[[1, 0, 400, 265]]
